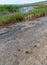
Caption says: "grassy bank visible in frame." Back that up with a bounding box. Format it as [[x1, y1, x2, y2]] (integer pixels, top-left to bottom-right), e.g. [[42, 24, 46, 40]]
[[0, 13, 25, 25], [0, 2, 47, 26]]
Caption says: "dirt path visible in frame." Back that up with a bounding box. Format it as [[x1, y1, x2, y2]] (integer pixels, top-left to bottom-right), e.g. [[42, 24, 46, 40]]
[[0, 16, 47, 65]]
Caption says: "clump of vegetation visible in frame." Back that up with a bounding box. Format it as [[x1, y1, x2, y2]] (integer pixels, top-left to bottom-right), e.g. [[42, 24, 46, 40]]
[[0, 5, 20, 12], [0, 13, 25, 25], [30, 7, 47, 16], [0, 1, 47, 26]]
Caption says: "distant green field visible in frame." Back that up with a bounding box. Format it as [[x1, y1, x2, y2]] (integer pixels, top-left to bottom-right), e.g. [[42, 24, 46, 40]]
[[0, 1, 47, 26]]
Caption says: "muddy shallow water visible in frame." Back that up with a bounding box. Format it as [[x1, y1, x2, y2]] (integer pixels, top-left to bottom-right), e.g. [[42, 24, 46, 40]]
[[19, 6, 35, 13], [0, 16, 47, 65]]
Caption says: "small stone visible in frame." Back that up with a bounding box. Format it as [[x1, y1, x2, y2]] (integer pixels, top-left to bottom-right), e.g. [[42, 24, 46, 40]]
[[18, 49, 21, 51], [34, 45, 37, 47], [25, 51, 30, 54]]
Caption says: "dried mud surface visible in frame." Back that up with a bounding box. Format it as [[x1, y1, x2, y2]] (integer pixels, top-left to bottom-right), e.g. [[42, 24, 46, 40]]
[[0, 16, 47, 65]]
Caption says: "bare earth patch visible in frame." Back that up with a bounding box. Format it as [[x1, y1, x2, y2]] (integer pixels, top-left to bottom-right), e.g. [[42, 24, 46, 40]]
[[0, 16, 47, 65]]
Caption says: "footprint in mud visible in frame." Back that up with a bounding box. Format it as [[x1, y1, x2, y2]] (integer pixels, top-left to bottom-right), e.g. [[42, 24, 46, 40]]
[[36, 19, 40, 21], [28, 22, 35, 25]]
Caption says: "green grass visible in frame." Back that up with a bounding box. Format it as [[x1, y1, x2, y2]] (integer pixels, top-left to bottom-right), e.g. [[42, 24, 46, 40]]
[[0, 1, 47, 26], [0, 5, 21, 12], [0, 13, 25, 25]]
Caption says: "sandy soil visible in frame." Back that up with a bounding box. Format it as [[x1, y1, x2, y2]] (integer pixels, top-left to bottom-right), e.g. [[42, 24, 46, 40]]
[[0, 16, 47, 65]]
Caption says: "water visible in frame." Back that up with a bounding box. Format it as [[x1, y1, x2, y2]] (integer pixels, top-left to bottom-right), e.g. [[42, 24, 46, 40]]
[[19, 6, 34, 13]]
